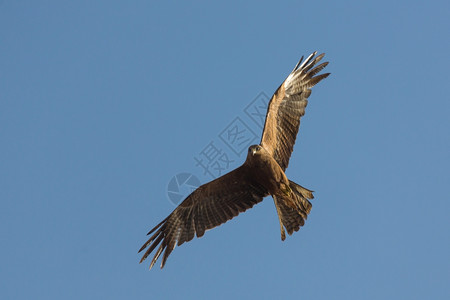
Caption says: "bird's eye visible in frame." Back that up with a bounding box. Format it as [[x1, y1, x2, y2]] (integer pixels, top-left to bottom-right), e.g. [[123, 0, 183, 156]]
[[257, 146, 261, 151]]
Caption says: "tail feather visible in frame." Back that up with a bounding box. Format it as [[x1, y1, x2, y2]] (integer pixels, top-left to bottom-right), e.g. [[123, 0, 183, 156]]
[[273, 180, 314, 240], [273, 196, 287, 241]]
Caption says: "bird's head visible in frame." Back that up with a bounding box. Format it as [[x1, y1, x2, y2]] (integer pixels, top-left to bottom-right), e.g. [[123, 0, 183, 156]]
[[245, 144, 268, 166], [248, 144, 263, 157]]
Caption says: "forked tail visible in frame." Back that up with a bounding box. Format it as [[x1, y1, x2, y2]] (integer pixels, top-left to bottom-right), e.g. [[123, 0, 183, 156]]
[[273, 180, 314, 240]]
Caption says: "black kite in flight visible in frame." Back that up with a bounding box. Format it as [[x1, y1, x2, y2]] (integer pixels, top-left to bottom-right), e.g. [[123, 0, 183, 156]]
[[139, 52, 330, 269]]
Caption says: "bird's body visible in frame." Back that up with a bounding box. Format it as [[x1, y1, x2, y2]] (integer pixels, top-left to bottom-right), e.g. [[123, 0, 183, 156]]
[[245, 145, 290, 198], [139, 52, 330, 269]]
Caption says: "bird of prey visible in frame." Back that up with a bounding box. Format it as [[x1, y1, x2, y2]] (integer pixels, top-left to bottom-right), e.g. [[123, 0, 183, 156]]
[[139, 52, 329, 269]]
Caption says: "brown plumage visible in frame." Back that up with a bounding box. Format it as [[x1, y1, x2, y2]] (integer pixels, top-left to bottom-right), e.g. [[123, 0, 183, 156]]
[[139, 52, 330, 269]]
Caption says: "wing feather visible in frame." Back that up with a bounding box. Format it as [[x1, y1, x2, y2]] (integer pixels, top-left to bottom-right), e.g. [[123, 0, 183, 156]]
[[139, 165, 268, 269], [194, 205, 205, 238], [260, 52, 330, 170]]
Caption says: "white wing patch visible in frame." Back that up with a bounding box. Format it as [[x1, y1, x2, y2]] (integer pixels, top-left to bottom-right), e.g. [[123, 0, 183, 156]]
[[283, 52, 317, 94]]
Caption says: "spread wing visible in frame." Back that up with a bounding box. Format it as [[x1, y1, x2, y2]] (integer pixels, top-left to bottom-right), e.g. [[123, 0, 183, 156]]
[[138, 165, 268, 269], [260, 52, 330, 170]]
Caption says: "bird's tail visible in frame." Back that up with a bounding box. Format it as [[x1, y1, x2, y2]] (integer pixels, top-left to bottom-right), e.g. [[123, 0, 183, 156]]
[[273, 180, 314, 241]]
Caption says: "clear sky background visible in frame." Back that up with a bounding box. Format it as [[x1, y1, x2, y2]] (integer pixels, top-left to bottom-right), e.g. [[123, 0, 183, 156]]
[[1, 1, 449, 299]]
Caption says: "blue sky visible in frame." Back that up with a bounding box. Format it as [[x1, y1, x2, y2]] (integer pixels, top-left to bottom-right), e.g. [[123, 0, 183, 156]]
[[1, 1, 449, 299]]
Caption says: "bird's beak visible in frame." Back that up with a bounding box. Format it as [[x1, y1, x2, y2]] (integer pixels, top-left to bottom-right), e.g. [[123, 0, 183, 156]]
[[252, 149, 257, 156]]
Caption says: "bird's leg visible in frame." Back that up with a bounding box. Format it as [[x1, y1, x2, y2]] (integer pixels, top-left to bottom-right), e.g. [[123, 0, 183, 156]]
[[280, 182, 292, 197], [278, 182, 299, 209]]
